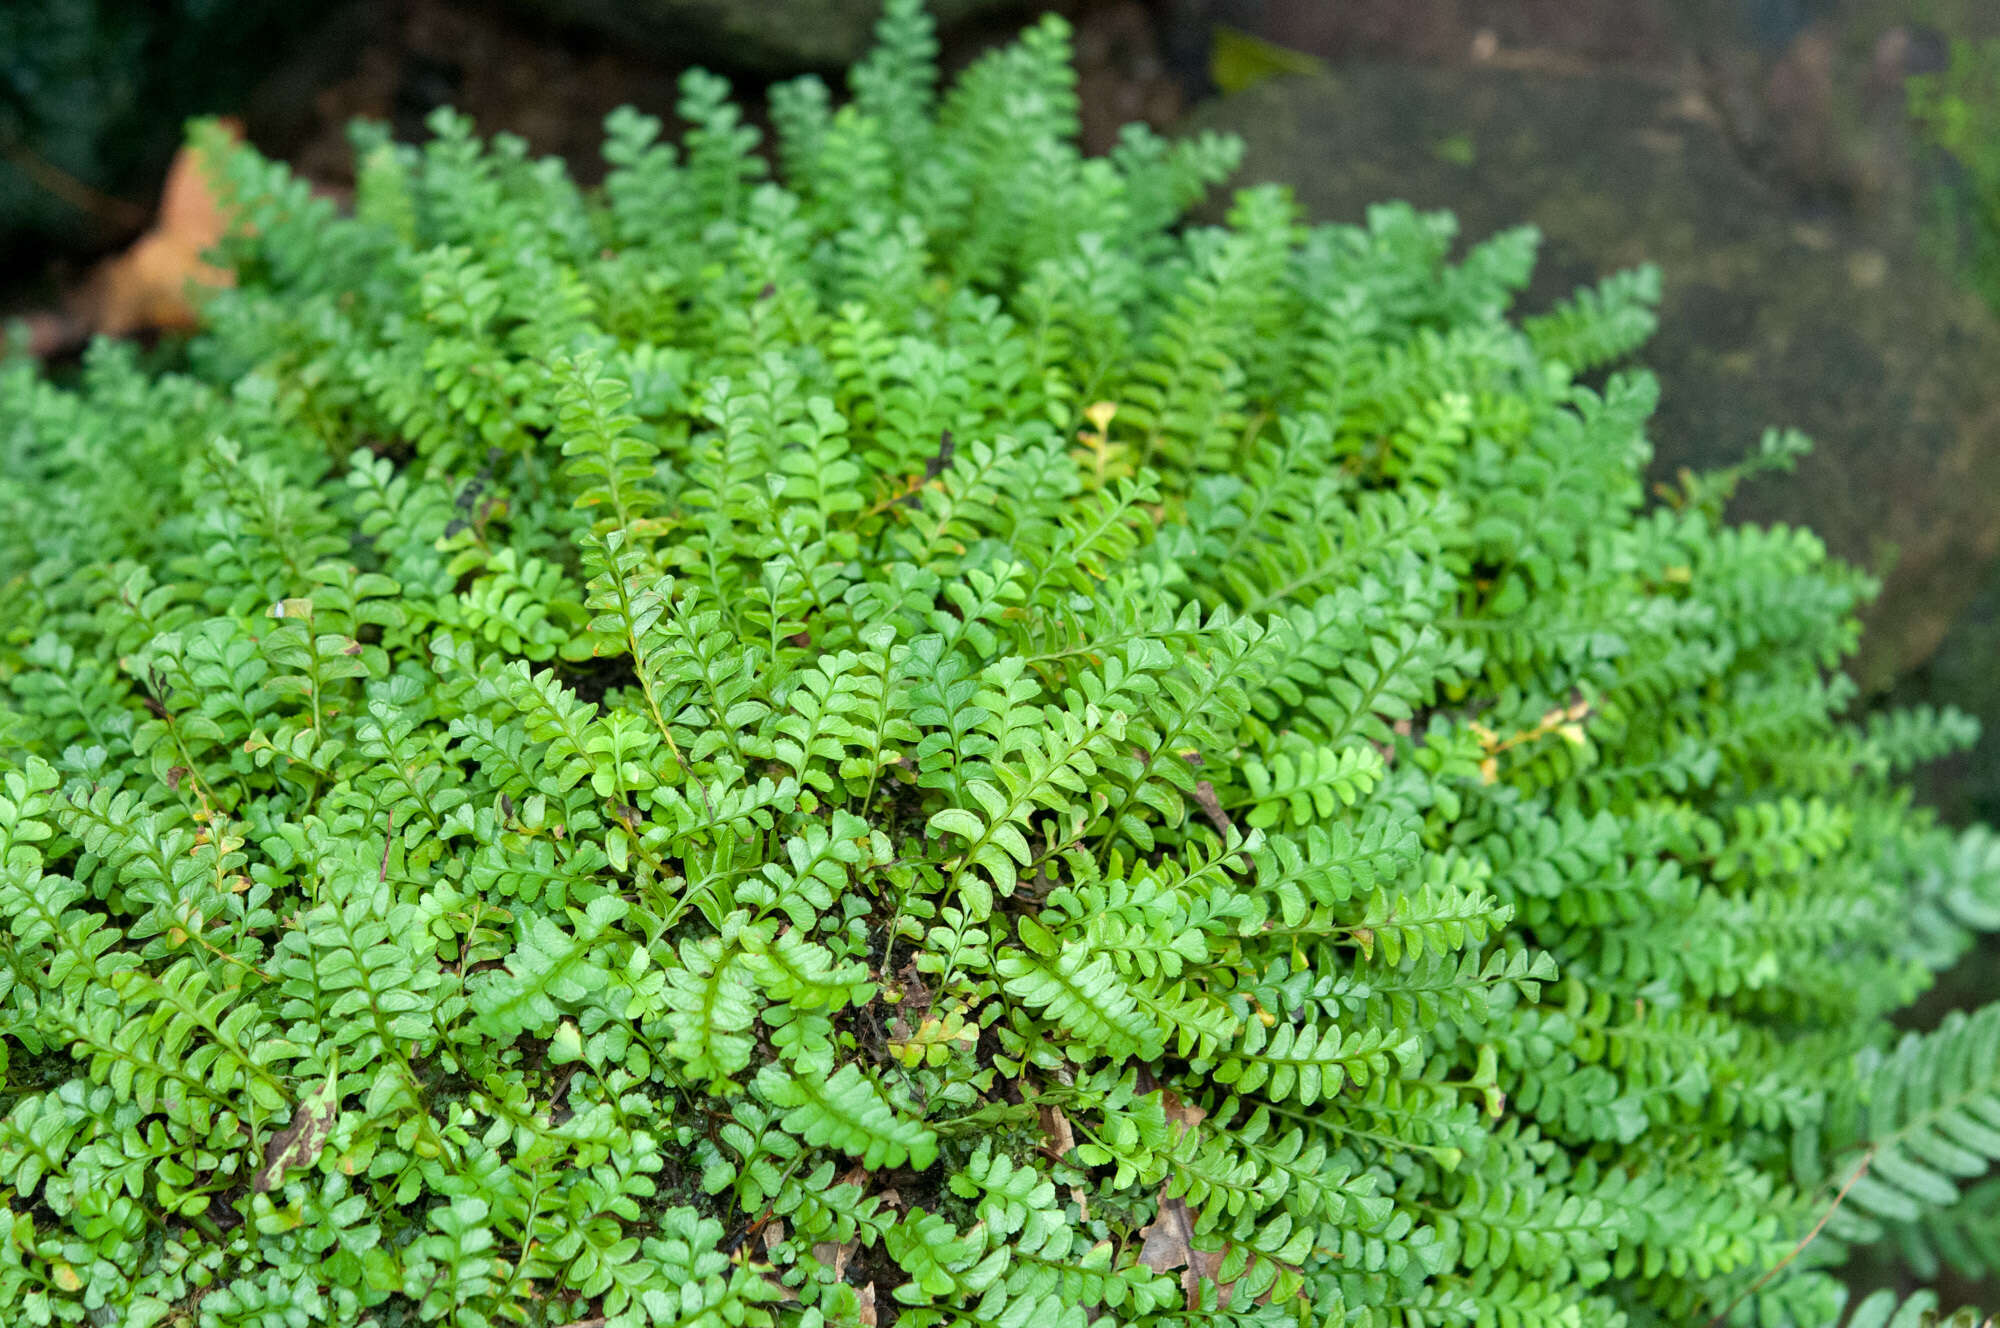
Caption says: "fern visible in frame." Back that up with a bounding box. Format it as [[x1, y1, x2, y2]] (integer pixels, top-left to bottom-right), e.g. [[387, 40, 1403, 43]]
[[0, 1, 1994, 1324]]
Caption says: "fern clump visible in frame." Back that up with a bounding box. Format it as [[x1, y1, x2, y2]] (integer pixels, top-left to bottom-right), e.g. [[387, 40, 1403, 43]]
[[5, 3, 2000, 1325]]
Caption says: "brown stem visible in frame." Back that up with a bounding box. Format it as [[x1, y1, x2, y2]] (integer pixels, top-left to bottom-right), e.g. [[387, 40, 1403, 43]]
[[0, 135, 147, 228], [1703, 1148, 1875, 1328]]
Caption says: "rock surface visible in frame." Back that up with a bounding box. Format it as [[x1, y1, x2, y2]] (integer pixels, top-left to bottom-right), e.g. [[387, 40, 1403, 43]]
[[1184, 0, 1997, 238], [1187, 64, 2000, 693], [495, 0, 1024, 70]]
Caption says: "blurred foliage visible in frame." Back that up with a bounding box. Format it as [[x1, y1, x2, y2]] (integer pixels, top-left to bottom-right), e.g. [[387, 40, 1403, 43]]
[[1207, 24, 1326, 97], [1908, 36, 2000, 313]]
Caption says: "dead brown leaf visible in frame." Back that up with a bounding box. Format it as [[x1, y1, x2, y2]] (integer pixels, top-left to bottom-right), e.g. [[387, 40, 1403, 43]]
[[1038, 1104, 1077, 1161], [1190, 779, 1233, 839], [812, 1239, 857, 1282], [1136, 1186, 1230, 1309], [1137, 1189, 1195, 1273], [72, 121, 239, 339], [896, 960, 933, 1016], [252, 1063, 338, 1193], [1191, 780, 1258, 868], [856, 1282, 878, 1326], [1034, 1102, 1094, 1213], [1161, 1088, 1207, 1141], [1140, 1098, 1229, 1312]]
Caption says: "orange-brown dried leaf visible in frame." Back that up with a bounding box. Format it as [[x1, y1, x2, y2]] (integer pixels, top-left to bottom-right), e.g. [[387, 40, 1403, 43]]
[[75, 121, 240, 337]]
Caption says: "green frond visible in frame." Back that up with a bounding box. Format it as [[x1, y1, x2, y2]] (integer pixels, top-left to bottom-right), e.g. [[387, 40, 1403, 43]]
[[1, 12, 1993, 1323]]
